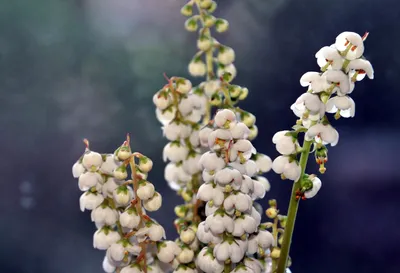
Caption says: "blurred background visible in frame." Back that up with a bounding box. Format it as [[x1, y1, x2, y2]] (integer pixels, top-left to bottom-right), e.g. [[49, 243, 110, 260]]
[[0, 0, 399, 272]]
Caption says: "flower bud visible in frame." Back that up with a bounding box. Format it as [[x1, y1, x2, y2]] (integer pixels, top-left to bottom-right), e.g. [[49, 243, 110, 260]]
[[200, 0, 213, 9], [177, 247, 194, 263], [143, 192, 162, 212], [188, 59, 206, 77], [197, 36, 212, 51], [266, 208, 278, 219], [203, 14, 216, 28], [82, 151, 103, 172], [137, 182, 155, 200], [180, 4, 193, 16], [180, 228, 196, 244], [139, 156, 153, 173], [217, 46, 235, 65], [116, 146, 131, 161], [248, 125, 258, 140], [175, 78, 192, 94], [113, 165, 128, 180], [215, 18, 229, 33], [113, 185, 132, 206], [185, 17, 198, 32]]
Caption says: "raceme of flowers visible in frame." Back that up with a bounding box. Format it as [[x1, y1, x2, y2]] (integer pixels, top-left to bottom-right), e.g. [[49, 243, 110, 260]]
[[72, 137, 183, 273]]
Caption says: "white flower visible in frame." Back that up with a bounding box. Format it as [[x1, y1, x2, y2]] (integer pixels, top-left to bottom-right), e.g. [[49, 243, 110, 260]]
[[304, 176, 322, 199], [230, 122, 250, 139], [176, 79, 192, 94], [254, 154, 272, 173], [180, 228, 196, 244], [213, 239, 245, 263], [199, 152, 226, 173], [177, 247, 195, 263], [91, 205, 118, 227], [197, 183, 225, 206], [326, 96, 355, 118], [232, 214, 257, 236], [102, 256, 116, 273], [223, 193, 252, 212], [300, 72, 329, 93], [163, 122, 192, 141], [197, 222, 223, 244], [156, 108, 176, 125], [78, 172, 103, 191], [189, 59, 206, 77], [215, 109, 237, 128], [315, 45, 343, 70], [208, 129, 233, 151], [290, 93, 325, 120], [272, 156, 301, 181], [136, 224, 166, 242], [214, 167, 242, 186], [138, 157, 153, 173], [72, 161, 85, 178], [217, 46, 235, 65], [305, 123, 339, 146], [199, 127, 214, 147], [178, 96, 195, 116], [272, 131, 297, 155], [102, 177, 119, 198], [239, 175, 254, 194], [244, 258, 262, 273], [205, 212, 234, 234], [229, 160, 258, 177], [196, 247, 224, 273], [137, 182, 155, 201], [119, 208, 141, 229], [100, 154, 121, 176], [157, 241, 181, 263], [197, 36, 212, 51], [229, 139, 256, 162], [79, 192, 104, 212], [113, 186, 133, 206], [335, 31, 364, 60], [251, 179, 266, 200], [217, 63, 237, 80], [93, 227, 121, 250], [113, 165, 128, 180], [347, 58, 374, 80], [182, 154, 202, 175], [163, 142, 189, 163], [254, 176, 270, 192], [164, 163, 192, 191], [120, 265, 144, 273], [106, 243, 127, 263], [323, 70, 351, 96], [257, 230, 275, 248], [153, 92, 171, 110], [203, 80, 221, 97], [143, 192, 162, 212], [82, 151, 103, 171]]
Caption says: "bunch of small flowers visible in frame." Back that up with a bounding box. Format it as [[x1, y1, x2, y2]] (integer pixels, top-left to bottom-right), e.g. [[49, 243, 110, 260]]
[[195, 108, 274, 273], [153, 74, 208, 273], [72, 136, 182, 273], [272, 31, 374, 198]]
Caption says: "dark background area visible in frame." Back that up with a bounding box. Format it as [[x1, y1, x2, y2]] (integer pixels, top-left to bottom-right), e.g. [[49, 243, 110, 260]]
[[0, 0, 399, 272]]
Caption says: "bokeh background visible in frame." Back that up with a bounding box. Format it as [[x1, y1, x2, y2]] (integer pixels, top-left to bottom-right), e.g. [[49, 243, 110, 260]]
[[1, 0, 399, 272]]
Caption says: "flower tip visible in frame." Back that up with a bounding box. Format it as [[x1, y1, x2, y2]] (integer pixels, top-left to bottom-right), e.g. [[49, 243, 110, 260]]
[[83, 138, 89, 149], [362, 31, 369, 41]]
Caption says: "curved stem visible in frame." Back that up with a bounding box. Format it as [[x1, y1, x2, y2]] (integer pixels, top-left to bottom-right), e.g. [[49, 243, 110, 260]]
[[276, 139, 313, 273]]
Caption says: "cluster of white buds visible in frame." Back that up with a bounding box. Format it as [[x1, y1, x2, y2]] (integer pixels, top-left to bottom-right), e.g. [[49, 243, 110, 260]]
[[272, 31, 374, 201], [153, 74, 208, 273], [72, 136, 183, 273], [195, 109, 274, 273]]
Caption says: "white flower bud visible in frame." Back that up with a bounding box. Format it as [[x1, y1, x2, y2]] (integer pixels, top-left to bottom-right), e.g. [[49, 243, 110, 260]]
[[78, 172, 103, 191], [79, 192, 104, 212], [272, 156, 301, 182], [203, 80, 221, 97], [113, 186, 133, 206], [72, 161, 85, 178], [217, 46, 235, 65], [215, 19, 229, 33], [214, 109, 236, 128], [254, 176, 270, 192], [143, 192, 162, 212], [177, 247, 194, 263], [199, 151, 226, 173], [113, 165, 128, 180], [157, 241, 181, 263], [217, 63, 237, 81], [182, 154, 202, 175], [156, 107, 176, 126], [82, 151, 103, 171], [189, 59, 206, 77], [163, 122, 192, 141], [119, 208, 140, 229], [176, 78, 192, 94], [304, 176, 322, 199], [91, 205, 118, 227], [255, 154, 272, 173], [138, 156, 153, 173], [272, 130, 297, 155], [199, 127, 213, 147], [180, 228, 196, 244], [197, 36, 212, 51], [137, 182, 155, 201], [163, 142, 189, 163], [315, 45, 343, 70], [136, 224, 166, 242], [100, 154, 121, 176], [230, 122, 250, 139], [205, 213, 234, 234], [153, 92, 171, 110], [120, 265, 144, 273], [102, 256, 116, 273], [257, 230, 275, 248], [93, 227, 121, 250]]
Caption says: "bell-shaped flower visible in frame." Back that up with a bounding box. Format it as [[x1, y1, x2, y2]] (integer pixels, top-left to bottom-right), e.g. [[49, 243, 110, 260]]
[[178, 96, 195, 116], [189, 59, 206, 77], [176, 78, 192, 94], [78, 172, 103, 191], [163, 142, 189, 163], [93, 226, 121, 250], [272, 131, 297, 155], [346, 58, 374, 80], [251, 179, 266, 200], [213, 239, 246, 263], [205, 211, 234, 234], [199, 127, 214, 147], [82, 151, 103, 171], [290, 93, 325, 121], [137, 181, 155, 201], [102, 256, 116, 273], [164, 163, 191, 191], [326, 96, 355, 118], [254, 176, 270, 192], [113, 186, 134, 207], [323, 70, 351, 96], [224, 192, 252, 212], [153, 91, 171, 110], [79, 192, 104, 212], [253, 154, 272, 173], [208, 129, 232, 151], [72, 161, 85, 178], [257, 230, 275, 249], [230, 122, 250, 139], [197, 183, 224, 206], [305, 123, 339, 146], [214, 109, 237, 128], [163, 121, 192, 141], [91, 204, 118, 227], [239, 175, 254, 194], [217, 46, 235, 65], [197, 222, 223, 244], [335, 31, 364, 60], [143, 192, 162, 212], [177, 247, 195, 264], [214, 167, 242, 186], [229, 139, 256, 162], [272, 156, 301, 182], [136, 223, 166, 242], [232, 214, 258, 236], [196, 247, 224, 273], [217, 63, 237, 81], [182, 153, 202, 175], [315, 45, 343, 70], [243, 258, 263, 273], [203, 80, 221, 97], [156, 107, 176, 126], [304, 176, 322, 199], [119, 207, 141, 229], [300, 72, 330, 93], [157, 241, 181, 263], [199, 152, 226, 173], [102, 177, 119, 198], [100, 154, 121, 176]]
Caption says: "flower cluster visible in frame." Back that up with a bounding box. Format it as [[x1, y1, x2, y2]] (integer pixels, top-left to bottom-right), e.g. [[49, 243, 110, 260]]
[[195, 109, 274, 273], [272, 31, 374, 195], [72, 136, 182, 273]]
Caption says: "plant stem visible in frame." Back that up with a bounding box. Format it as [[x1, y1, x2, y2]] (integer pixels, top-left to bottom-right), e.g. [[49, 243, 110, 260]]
[[224, 264, 231, 273], [276, 139, 313, 273]]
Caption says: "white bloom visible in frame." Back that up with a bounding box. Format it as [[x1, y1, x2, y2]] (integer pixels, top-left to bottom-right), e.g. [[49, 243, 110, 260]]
[[163, 122, 192, 141], [107, 243, 127, 263], [223, 193, 252, 212], [300, 72, 329, 93], [102, 256, 116, 273], [156, 108, 176, 125], [230, 122, 250, 139], [163, 142, 189, 163], [180, 228, 196, 244], [244, 258, 262, 273], [199, 152, 226, 173], [215, 109, 237, 128], [217, 46, 235, 65], [119, 208, 141, 229], [164, 163, 192, 191], [239, 175, 254, 194], [138, 157, 153, 173], [214, 167, 242, 186], [82, 151, 103, 171], [120, 265, 144, 273], [102, 177, 119, 198], [272, 156, 301, 181], [257, 230, 275, 248], [113, 166, 128, 180], [213, 239, 245, 263], [232, 214, 257, 236], [72, 161, 85, 178], [335, 31, 364, 60], [177, 248, 195, 263], [93, 227, 120, 250], [189, 59, 206, 77], [137, 182, 155, 201], [91, 205, 118, 227], [326, 96, 355, 118], [323, 70, 351, 96], [251, 179, 266, 200], [304, 176, 322, 199], [315, 45, 343, 70], [229, 139, 256, 162], [272, 131, 297, 155], [203, 80, 221, 97], [205, 213, 234, 234], [113, 186, 133, 206], [305, 123, 339, 146], [79, 192, 104, 212], [78, 172, 103, 191], [197, 36, 212, 51], [157, 241, 181, 263], [217, 63, 237, 80], [136, 224, 166, 242], [143, 192, 162, 212], [197, 183, 225, 206], [347, 58, 374, 80], [196, 247, 224, 273], [254, 176, 270, 192], [290, 93, 325, 120], [197, 222, 223, 244], [182, 154, 202, 175], [178, 96, 194, 116], [199, 127, 214, 147], [208, 129, 233, 151], [153, 92, 171, 110], [100, 154, 121, 176], [176, 79, 192, 94], [254, 154, 272, 173]]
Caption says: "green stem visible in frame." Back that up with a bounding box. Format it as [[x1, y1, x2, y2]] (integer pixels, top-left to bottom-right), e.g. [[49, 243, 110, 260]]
[[276, 139, 313, 273], [224, 264, 231, 273]]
